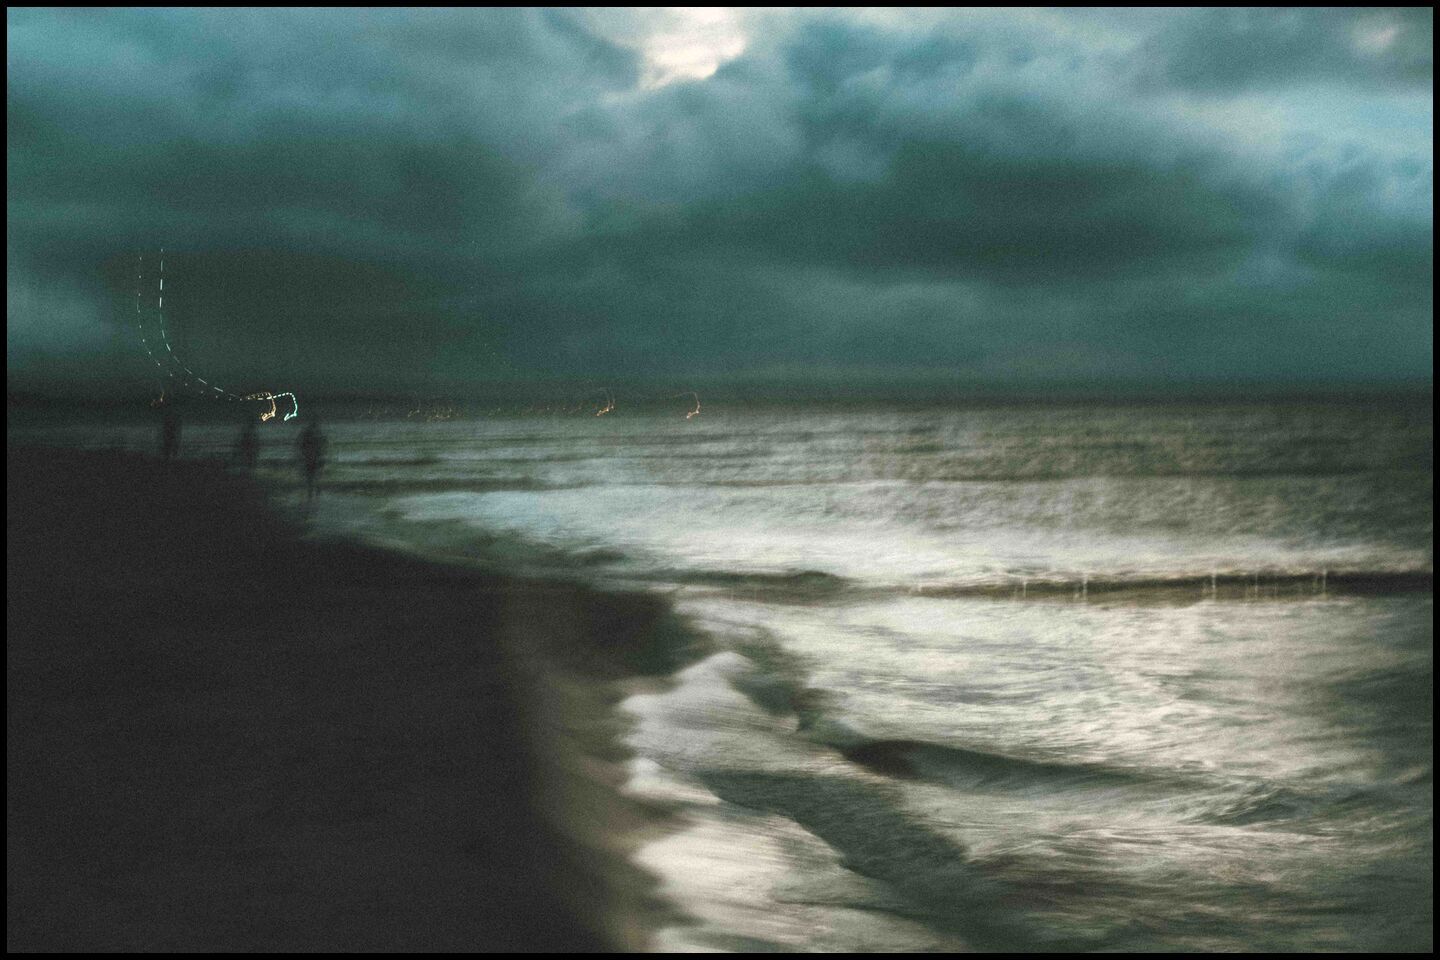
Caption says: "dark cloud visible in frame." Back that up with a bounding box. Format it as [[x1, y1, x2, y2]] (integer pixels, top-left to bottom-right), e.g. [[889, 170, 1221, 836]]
[[6, 8, 1432, 396], [1136, 7, 1433, 93]]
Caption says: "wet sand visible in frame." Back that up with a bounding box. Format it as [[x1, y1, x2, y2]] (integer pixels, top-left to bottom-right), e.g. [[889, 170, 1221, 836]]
[[7, 447, 673, 951]]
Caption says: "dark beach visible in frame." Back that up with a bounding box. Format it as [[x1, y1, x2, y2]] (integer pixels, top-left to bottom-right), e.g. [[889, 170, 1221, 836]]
[[7, 446, 677, 952]]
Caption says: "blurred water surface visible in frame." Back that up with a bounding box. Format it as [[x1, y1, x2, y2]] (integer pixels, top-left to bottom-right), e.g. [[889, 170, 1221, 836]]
[[14, 398, 1432, 950]]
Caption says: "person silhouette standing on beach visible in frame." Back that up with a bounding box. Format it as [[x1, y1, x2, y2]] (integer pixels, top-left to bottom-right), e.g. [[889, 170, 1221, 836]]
[[159, 402, 181, 462], [298, 417, 327, 498], [236, 418, 259, 471]]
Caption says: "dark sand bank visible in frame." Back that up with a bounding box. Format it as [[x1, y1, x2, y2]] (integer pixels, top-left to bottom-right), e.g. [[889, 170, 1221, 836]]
[[7, 447, 675, 952]]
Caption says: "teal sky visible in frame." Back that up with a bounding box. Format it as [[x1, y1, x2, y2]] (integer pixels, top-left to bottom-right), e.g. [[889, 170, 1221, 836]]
[[7, 8, 1433, 397]]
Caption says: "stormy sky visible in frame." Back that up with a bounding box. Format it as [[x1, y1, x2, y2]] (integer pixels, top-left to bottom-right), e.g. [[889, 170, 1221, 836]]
[[7, 8, 1433, 397]]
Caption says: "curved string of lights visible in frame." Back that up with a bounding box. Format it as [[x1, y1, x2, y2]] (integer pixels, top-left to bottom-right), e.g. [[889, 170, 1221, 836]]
[[133, 251, 698, 425], [134, 249, 299, 421]]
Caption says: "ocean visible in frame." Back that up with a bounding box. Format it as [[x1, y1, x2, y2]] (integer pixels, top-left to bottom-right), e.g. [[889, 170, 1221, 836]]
[[12, 397, 1433, 951]]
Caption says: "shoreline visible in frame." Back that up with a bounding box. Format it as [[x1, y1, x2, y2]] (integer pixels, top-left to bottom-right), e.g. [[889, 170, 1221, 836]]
[[7, 445, 679, 951]]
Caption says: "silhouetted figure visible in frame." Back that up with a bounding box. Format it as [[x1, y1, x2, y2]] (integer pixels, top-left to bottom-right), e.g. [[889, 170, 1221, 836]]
[[298, 418, 327, 498], [159, 405, 181, 462], [236, 418, 259, 471]]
